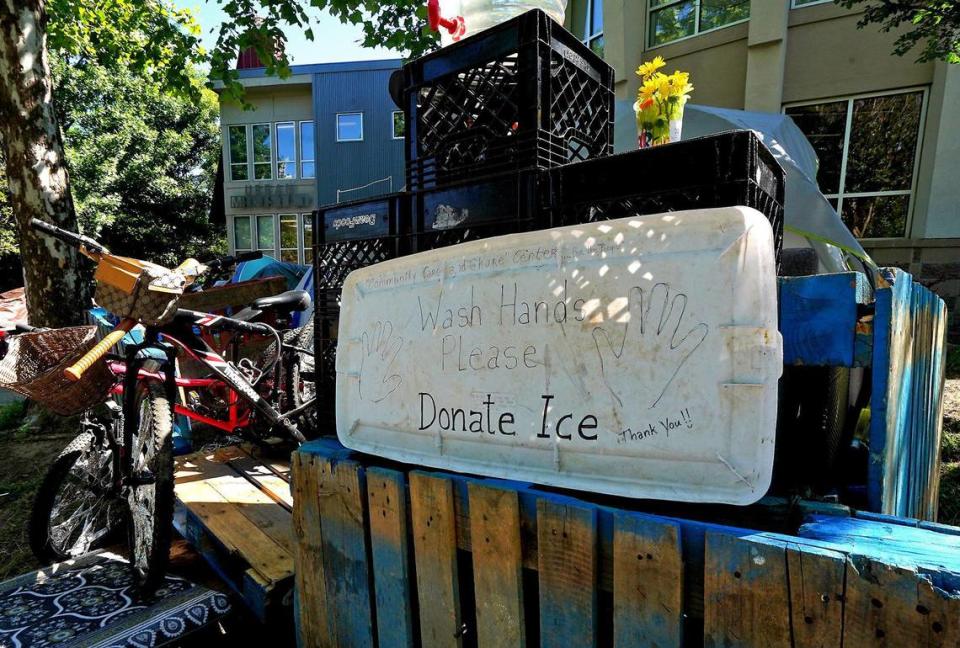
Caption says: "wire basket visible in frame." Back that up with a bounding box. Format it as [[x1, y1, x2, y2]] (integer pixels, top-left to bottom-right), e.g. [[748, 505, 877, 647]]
[[93, 254, 187, 326], [0, 326, 117, 416]]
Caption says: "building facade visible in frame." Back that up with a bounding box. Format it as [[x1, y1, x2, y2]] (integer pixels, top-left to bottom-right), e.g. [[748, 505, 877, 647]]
[[566, 0, 959, 335], [217, 59, 405, 264]]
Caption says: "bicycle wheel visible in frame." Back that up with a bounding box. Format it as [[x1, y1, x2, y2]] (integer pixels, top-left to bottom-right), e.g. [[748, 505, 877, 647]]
[[29, 428, 123, 564], [286, 317, 317, 438], [125, 381, 174, 593]]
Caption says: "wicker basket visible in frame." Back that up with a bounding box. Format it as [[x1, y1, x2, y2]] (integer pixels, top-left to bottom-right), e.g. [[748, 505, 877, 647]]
[[93, 254, 186, 326], [0, 326, 117, 415]]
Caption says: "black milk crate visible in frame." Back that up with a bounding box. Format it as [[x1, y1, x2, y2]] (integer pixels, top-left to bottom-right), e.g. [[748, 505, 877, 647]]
[[402, 8, 614, 192], [411, 169, 553, 251], [313, 194, 411, 423], [550, 130, 785, 271]]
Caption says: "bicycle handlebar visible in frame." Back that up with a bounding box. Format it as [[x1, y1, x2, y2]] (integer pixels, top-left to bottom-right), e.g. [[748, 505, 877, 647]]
[[64, 318, 135, 382], [30, 218, 108, 256]]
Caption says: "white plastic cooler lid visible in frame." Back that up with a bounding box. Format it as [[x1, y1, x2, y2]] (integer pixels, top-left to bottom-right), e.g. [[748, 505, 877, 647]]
[[335, 207, 782, 504]]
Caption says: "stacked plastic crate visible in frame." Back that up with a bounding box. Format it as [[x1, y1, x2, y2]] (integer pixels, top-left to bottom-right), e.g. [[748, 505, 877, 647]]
[[312, 8, 787, 420], [312, 9, 614, 415]]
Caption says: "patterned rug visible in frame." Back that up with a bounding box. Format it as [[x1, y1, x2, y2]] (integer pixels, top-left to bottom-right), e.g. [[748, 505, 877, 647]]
[[0, 552, 230, 648]]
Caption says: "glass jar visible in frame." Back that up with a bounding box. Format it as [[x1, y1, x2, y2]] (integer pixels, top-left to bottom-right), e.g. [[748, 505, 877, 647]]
[[436, 0, 568, 46]]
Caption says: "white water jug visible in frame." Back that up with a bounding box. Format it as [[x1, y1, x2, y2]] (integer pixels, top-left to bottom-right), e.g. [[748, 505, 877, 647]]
[[431, 0, 568, 46]]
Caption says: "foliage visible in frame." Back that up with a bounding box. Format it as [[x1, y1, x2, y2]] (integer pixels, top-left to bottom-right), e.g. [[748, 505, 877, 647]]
[[46, 0, 206, 100], [208, 0, 436, 104], [50, 58, 225, 267], [838, 0, 960, 63]]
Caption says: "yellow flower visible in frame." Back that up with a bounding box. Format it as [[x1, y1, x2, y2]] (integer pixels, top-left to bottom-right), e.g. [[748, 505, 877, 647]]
[[636, 56, 666, 79]]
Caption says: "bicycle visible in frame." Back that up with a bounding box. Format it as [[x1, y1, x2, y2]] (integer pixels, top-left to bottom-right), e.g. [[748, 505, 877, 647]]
[[22, 219, 315, 592]]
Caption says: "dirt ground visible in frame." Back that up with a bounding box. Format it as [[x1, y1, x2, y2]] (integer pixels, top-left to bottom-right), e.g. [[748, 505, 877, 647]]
[[938, 374, 960, 525], [0, 403, 80, 581]]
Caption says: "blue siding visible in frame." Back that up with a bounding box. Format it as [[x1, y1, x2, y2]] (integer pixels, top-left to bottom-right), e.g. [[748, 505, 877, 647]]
[[313, 64, 405, 206]]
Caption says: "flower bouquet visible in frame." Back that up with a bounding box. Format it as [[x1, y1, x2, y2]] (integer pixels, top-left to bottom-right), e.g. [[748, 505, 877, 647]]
[[633, 56, 694, 148]]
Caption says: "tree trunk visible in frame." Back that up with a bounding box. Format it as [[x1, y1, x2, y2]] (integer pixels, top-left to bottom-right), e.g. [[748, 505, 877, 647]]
[[0, 0, 86, 327]]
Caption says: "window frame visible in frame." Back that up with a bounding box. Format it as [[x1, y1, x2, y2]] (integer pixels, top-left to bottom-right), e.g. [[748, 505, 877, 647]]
[[226, 125, 251, 182], [233, 215, 254, 253], [783, 86, 929, 241], [580, 0, 604, 55], [299, 120, 316, 179], [279, 213, 301, 263], [274, 121, 297, 180], [250, 122, 274, 181], [391, 111, 405, 140], [336, 112, 364, 143], [302, 212, 314, 265], [791, 0, 833, 8], [647, 0, 751, 49]]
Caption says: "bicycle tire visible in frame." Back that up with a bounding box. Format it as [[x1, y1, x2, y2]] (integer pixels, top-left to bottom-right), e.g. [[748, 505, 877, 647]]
[[288, 317, 318, 439], [125, 381, 174, 594], [29, 430, 123, 564]]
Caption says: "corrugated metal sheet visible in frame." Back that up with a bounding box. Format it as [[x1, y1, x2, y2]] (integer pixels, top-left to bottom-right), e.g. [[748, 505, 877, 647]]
[[313, 65, 405, 206]]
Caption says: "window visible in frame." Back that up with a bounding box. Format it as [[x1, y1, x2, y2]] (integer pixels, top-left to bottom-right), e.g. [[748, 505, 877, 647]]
[[792, 0, 831, 7], [256, 214, 276, 257], [785, 89, 925, 239], [234, 215, 253, 252], [392, 111, 405, 140], [300, 121, 315, 179], [252, 124, 273, 179], [279, 214, 300, 263], [302, 214, 314, 265], [648, 0, 749, 48], [228, 126, 249, 181], [571, 0, 604, 57], [276, 122, 296, 179], [337, 113, 363, 142]]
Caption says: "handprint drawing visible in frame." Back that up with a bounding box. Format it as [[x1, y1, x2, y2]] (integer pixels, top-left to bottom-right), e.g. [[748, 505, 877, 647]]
[[358, 320, 404, 403], [592, 283, 709, 410]]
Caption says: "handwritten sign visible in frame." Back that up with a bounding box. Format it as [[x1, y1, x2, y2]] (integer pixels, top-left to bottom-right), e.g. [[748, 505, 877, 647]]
[[336, 207, 782, 504]]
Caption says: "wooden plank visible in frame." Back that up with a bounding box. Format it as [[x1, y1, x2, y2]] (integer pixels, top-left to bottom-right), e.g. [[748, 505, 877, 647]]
[[537, 497, 598, 648], [174, 460, 294, 584], [843, 556, 960, 648], [612, 512, 683, 648], [785, 542, 846, 648], [410, 471, 462, 648], [226, 452, 294, 510], [703, 532, 791, 648], [468, 482, 526, 648], [291, 451, 332, 648], [177, 452, 294, 554], [367, 467, 417, 648], [779, 272, 870, 367], [315, 456, 376, 648], [869, 267, 914, 514]]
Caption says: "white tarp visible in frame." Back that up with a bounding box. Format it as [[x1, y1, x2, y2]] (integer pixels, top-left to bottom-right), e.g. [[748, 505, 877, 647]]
[[614, 101, 873, 276]]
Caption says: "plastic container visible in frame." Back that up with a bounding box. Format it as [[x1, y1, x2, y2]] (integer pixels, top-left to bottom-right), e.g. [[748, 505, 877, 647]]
[[335, 206, 783, 504], [434, 0, 567, 46], [549, 130, 785, 272], [401, 9, 614, 191]]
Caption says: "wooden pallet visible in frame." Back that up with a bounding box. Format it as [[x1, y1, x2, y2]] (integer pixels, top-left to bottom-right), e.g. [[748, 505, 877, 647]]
[[174, 444, 295, 625], [293, 438, 960, 648]]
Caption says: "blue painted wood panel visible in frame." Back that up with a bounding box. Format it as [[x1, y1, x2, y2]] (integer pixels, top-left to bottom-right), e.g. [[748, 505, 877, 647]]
[[779, 271, 870, 367], [868, 268, 949, 519]]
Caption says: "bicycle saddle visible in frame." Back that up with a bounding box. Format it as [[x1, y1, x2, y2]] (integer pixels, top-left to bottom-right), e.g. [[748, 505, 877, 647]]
[[251, 289, 312, 313]]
